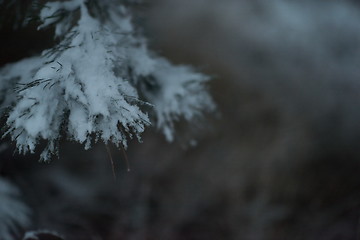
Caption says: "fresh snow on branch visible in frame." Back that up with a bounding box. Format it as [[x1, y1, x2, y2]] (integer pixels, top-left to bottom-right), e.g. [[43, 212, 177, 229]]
[[0, 0, 214, 161]]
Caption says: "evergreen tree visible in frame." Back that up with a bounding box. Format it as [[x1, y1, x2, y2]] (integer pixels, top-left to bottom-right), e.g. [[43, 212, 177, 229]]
[[0, 1, 214, 239]]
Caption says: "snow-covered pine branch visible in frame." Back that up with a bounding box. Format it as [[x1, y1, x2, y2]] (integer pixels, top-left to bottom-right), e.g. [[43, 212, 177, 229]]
[[0, 0, 215, 161]]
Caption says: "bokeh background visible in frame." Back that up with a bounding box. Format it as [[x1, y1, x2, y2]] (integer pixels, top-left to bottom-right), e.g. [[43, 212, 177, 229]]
[[2, 0, 360, 239]]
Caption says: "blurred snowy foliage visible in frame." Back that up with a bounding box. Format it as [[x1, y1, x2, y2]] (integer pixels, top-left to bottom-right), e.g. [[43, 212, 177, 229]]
[[0, 178, 30, 240], [0, 0, 215, 161], [23, 230, 64, 240]]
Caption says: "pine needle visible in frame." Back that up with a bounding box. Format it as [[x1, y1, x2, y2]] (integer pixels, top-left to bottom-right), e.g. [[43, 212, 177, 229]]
[[120, 144, 131, 172], [105, 144, 117, 180]]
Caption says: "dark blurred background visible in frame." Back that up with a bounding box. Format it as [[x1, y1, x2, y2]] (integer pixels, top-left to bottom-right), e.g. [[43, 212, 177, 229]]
[[2, 0, 360, 239]]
